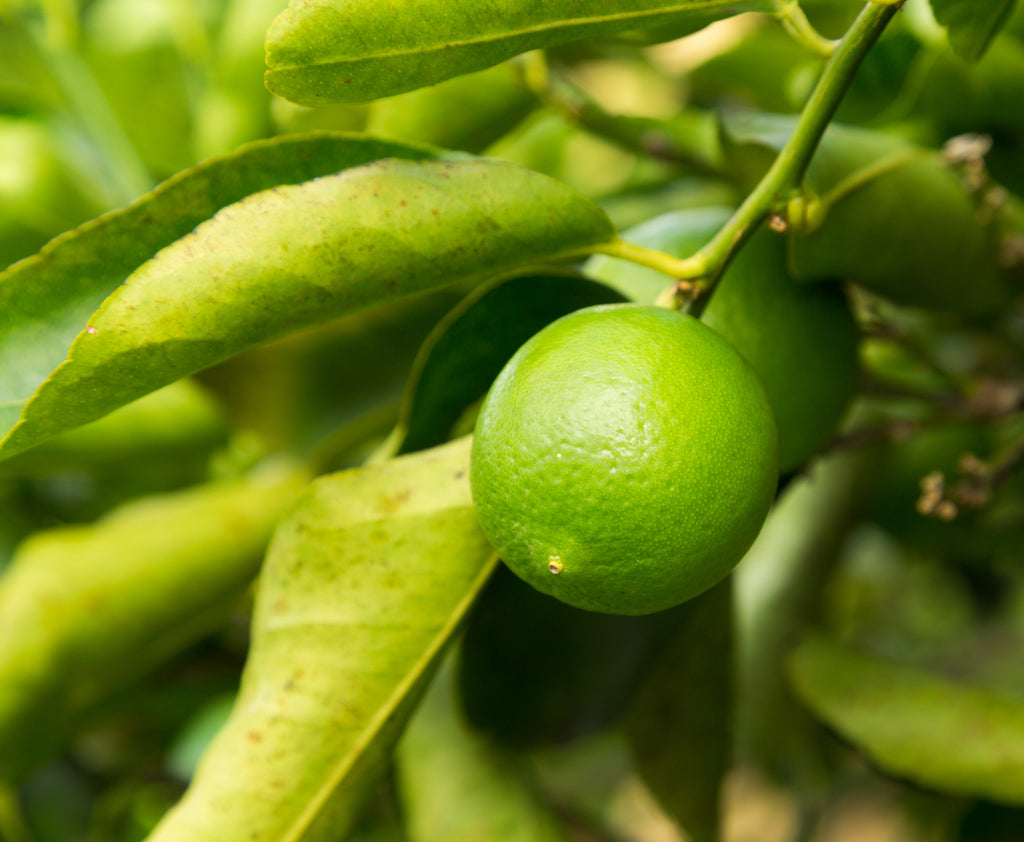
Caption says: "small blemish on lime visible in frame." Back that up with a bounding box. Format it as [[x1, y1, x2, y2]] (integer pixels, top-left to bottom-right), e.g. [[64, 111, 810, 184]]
[[548, 557, 563, 574]]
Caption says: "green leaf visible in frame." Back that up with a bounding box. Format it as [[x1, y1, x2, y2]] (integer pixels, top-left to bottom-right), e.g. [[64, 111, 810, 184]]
[[0, 461, 309, 782], [0, 155, 615, 462], [396, 655, 571, 842], [0, 379, 227, 477], [145, 436, 498, 842], [789, 635, 1024, 803], [930, 0, 1018, 62], [622, 580, 731, 842], [719, 111, 1012, 317], [366, 62, 537, 153], [458, 564, 689, 747], [0, 133, 441, 456], [392, 270, 626, 456], [265, 0, 769, 105]]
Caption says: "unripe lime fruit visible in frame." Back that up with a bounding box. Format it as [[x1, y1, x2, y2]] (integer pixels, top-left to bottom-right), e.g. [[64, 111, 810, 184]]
[[470, 303, 779, 615]]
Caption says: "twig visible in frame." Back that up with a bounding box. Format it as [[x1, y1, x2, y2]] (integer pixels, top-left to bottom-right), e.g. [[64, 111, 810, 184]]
[[684, 0, 904, 317], [771, 0, 838, 57]]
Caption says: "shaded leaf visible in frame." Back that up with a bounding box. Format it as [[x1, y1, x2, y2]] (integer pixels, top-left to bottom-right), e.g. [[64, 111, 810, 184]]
[[622, 580, 731, 842], [0, 156, 615, 461], [396, 655, 570, 842], [734, 450, 868, 786], [392, 271, 626, 456], [459, 563, 688, 747], [789, 634, 1024, 803], [0, 133, 441, 453], [0, 379, 227, 477], [145, 436, 498, 842], [930, 0, 1017, 62], [0, 461, 309, 781], [265, 0, 769, 105], [719, 111, 1011, 316], [366, 62, 537, 153]]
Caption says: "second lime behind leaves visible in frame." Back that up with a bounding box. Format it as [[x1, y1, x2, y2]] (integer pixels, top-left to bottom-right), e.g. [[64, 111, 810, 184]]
[[587, 207, 861, 474]]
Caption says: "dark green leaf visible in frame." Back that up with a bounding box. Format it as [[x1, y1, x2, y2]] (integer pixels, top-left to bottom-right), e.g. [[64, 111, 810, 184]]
[[623, 581, 731, 842], [0, 155, 615, 461], [145, 437, 498, 842], [789, 635, 1024, 803], [265, 0, 769, 105], [930, 0, 1017, 62], [392, 271, 626, 456], [0, 133, 441, 455], [0, 462, 308, 781], [459, 564, 688, 747]]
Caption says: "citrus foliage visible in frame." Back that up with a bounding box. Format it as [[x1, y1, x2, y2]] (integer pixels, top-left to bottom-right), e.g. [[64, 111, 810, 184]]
[[1, 1, 1024, 841]]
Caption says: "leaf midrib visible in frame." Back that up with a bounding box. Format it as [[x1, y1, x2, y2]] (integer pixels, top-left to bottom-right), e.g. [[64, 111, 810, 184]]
[[278, 553, 498, 842]]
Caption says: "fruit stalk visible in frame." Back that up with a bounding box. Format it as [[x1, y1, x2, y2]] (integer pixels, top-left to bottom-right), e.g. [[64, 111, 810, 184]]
[[686, 0, 903, 314], [595, 2, 903, 309]]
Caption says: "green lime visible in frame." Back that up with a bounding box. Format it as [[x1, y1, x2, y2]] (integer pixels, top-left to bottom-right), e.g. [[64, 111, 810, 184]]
[[470, 303, 778, 615], [586, 208, 860, 473]]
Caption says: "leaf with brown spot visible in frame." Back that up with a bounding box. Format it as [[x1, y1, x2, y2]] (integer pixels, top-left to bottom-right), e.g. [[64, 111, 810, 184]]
[[0, 156, 614, 461], [145, 436, 498, 842]]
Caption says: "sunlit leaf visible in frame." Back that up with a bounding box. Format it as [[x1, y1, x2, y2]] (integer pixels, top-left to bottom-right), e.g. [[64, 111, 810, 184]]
[[0, 156, 615, 461], [0, 133, 441, 454], [265, 0, 769, 105], [145, 437, 498, 842]]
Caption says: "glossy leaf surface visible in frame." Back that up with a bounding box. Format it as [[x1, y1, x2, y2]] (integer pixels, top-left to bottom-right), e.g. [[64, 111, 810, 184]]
[[0, 462, 308, 781], [789, 635, 1024, 803], [265, 0, 768, 105], [0, 156, 614, 461], [0, 133, 440, 455], [146, 437, 498, 842]]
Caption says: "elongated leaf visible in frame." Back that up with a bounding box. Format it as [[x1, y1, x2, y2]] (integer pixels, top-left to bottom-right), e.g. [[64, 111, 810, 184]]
[[0, 133, 441, 452], [392, 270, 625, 456], [623, 580, 731, 842], [720, 111, 1012, 316], [145, 436, 498, 842], [0, 157, 615, 461], [396, 655, 571, 842], [0, 461, 309, 782], [459, 564, 689, 747], [265, 0, 769, 105], [930, 0, 1017, 62], [0, 379, 226, 476], [789, 635, 1024, 803]]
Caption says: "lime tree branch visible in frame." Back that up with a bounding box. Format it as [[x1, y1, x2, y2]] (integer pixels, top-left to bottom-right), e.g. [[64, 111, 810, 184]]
[[594, 1, 903, 312], [772, 0, 838, 58]]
